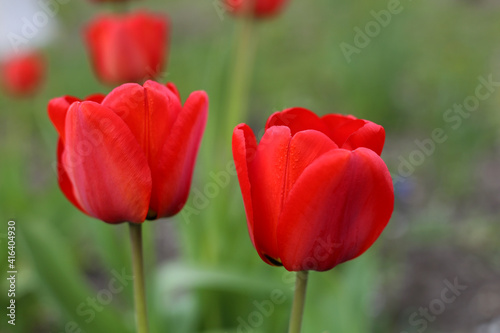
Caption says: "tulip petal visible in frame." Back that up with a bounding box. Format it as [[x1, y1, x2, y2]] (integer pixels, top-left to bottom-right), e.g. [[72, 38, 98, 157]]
[[321, 114, 356, 132], [101, 83, 144, 119], [85, 17, 119, 83], [228, 0, 289, 18], [166, 82, 181, 101], [101, 83, 181, 193], [56, 139, 87, 214], [232, 124, 258, 246], [1, 52, 45, 96], [284, 130, 338, 199], [254, 0, 289, 16], [342, 122, 386, 156], [249, 126, 291, 264], [266, 108, 331, 137], [322, 115, 386, 155], [85, 12, 168, 84], [64, 101, 152, 223], [129, 13, 169, 79], [154, 91, 208, 218], [323, 117, 365, 146], [86, 17, 145, 83], [48, 95, 106, 143], [48, 96, 79, 142], [277, 148, 394, 271], [85, 93, 106, 104]]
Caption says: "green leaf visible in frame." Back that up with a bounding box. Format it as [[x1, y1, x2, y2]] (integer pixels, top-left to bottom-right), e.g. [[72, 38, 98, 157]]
[[19, 220, 133, 333]]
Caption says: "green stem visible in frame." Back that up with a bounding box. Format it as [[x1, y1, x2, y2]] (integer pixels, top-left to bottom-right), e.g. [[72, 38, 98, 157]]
[[129, 223, 149, 333], [205, 15, 256, 264], [225, 15, 256, 140], [288, 271, 309, 333]]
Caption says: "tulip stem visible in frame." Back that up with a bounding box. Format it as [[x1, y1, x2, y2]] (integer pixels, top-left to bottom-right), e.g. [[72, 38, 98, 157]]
[[225, 14, 256, 139], [288, 271, 309, 333], [129, 223, 149, 333]]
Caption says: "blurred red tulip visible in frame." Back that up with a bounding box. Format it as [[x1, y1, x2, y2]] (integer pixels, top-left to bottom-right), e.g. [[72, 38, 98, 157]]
[[48, 81, 208, 224], [232, 108, 394, 271], [84, 11, 169, 85], [225, 0, 289, 18], [1, 52, 45, 96]]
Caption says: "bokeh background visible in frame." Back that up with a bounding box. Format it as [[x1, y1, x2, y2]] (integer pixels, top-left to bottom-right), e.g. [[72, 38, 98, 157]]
[[1, 0, 500, 332]]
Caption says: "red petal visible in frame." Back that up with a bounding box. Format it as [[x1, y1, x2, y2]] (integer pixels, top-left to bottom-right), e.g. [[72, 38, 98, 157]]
[[248, 126, 291, 264], [48, 96, 79, 142], [284, 130, 338, 200], [254, 0, 289, 16], [101, 80, 181, 164], [145, 81, 184, 214], [1, 52, 45, 96], [64, 101, 152, 223], [102, 81, 188, 217], [342, 122, 386, 156], [85, 93, 106, 103], [84, 12, 168, 84], [154, 91, 208, 218], [129, 13, 169, 79], [322, 114, 386, 155], [85, 17, 119, 83], [56, 139, 87, 214], [166, 82, 181, 101], [266, 108, 331, 138], [227, 0, 289, 18], [277, 148, 394, 271], [48, 94, 106, 143], [321, 114, 356, 132], [232, 124, 258, 246], [324, 118, 365, 146]]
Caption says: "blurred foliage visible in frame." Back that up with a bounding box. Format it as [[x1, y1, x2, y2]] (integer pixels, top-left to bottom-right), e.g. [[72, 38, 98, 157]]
[[1, 0, 500, 332]]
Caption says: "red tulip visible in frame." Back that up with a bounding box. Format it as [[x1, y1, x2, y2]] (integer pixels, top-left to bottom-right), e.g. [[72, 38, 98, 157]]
[[225, 0, 289, 18], [84, 11, 169, 85], [1, 52, 45, 96], [48, 81, 208, 224], [232, 108, 394, 271]]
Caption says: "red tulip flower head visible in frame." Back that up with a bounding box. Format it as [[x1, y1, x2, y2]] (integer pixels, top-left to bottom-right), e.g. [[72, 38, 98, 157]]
[[48, 81, 208, 223], [84, 11, 169, 85], [1, 52, 45, 96], [232, 108, 394, 271], [225, 0, 289, 18]]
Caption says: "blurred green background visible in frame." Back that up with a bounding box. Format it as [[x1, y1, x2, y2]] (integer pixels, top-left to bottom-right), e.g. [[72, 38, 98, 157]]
[[1, 0, 500, 332]]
